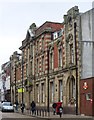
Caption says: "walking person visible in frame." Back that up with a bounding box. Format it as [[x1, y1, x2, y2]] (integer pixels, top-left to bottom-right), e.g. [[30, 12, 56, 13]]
[[31, 101, 36, 116], [21, 103, 25, 114], [15, 100, 19, 112], [52, 103, 57, 115]]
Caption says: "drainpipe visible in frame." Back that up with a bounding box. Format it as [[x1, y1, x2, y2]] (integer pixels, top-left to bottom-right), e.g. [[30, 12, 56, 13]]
[[22, 53, 24, 105], [74, 22, 78, 115], [15, 61, 16, 102], [47, 47, 50, 116]]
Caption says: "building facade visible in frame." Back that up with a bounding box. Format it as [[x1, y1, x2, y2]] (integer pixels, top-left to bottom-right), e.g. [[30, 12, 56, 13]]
[[9, 5, 94, 116], [80, 8, 94, 116], [10, 51, 21, 104], [0, 62, 11, 102], [19, 6, 81, 113]]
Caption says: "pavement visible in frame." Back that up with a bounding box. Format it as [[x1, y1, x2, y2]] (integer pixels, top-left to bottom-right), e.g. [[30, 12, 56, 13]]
[[16, 108, 94, 120]]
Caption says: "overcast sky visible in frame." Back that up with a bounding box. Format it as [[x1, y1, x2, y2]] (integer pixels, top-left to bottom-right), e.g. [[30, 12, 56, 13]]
[[0, 0, 94, 71]]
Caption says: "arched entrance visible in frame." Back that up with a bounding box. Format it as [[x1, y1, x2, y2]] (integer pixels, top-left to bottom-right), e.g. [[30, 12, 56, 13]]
[[66, 75, 76, 106]]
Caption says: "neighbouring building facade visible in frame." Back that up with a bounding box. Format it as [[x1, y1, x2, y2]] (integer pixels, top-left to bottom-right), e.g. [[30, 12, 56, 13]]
[[10, 51, 21, 104], [80, 8, 94, 116], [0, 62, 11, 102]]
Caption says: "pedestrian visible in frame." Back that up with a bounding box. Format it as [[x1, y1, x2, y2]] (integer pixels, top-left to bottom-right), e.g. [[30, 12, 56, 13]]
[[15, 100, 19, 111], [52, 102, 57, 115], [31, 101, 36, 116], [21, 103, 25, 113]]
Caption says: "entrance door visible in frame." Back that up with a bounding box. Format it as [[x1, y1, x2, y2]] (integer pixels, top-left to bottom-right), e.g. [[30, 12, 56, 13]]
[[80, 93, 86, 115]]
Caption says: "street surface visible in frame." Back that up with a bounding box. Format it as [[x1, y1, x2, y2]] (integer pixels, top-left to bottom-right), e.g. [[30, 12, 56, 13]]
[[0, 111, 94, 120], [0, 111, 33, 119]]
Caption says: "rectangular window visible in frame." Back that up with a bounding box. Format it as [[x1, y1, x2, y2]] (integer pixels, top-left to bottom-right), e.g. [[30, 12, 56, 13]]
[[58, 49, 62, 67], [41, 83, 45, 103], [41, 56, 44, 72], [30, 44, 33, 57], [50, 82, 54, 103], [50, 53, 53, 69], [86, 93, 91, 100], [31, 61, 32, 75], [70, 44, 74, 64], [42, 38, 44, 50], [36, 59, 39, 74], [36, 84, 39, 103], [26, 64, 28, 76], [59, 80, 63, 102], [37, 40, 39, 51]]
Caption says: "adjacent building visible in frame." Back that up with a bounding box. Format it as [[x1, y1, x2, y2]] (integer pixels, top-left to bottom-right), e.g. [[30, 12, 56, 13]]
[[80, 8, 94, 116], [10, 51, 21, 104], [0, 62, 11, 102]]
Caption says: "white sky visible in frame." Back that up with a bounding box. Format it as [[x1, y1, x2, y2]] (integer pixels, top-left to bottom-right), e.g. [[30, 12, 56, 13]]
[[0, 0, 94, 71]]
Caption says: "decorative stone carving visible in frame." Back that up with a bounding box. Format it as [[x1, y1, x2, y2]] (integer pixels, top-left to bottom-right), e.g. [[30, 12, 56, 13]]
[[66, 33, 73, 44]]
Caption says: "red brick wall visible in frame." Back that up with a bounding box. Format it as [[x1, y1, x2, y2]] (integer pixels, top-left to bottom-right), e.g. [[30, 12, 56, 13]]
[[80, 77, 94, 116], [16, 66, 21, 81]]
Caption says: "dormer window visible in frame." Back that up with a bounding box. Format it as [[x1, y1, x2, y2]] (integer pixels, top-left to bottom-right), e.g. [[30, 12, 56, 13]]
[[53, 32, 58, 39]]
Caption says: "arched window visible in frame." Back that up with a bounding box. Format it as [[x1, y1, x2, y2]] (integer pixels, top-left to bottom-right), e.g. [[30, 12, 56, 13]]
[[66, 75, 76, 105]]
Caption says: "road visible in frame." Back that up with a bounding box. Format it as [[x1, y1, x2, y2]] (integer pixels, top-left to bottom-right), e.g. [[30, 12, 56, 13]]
[[0, 111, 34, 119]]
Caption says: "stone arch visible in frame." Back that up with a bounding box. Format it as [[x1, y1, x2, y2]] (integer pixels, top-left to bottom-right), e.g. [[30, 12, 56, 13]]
[[66, 75, 76, 105]]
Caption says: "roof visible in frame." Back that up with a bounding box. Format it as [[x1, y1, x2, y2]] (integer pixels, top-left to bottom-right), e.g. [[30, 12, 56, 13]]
[[19, 21, 64, 50], [35, 21, 64, 37]]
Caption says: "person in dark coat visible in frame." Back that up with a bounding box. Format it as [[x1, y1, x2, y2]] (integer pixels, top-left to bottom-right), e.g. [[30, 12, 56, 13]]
[[52, 103, 57, 115], [31, 101, 36, 116], [21, 103, 25, 113]]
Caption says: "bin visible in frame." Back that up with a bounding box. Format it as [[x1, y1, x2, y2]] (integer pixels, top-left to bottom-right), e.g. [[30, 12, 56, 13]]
[[55, 102, 62, 114]]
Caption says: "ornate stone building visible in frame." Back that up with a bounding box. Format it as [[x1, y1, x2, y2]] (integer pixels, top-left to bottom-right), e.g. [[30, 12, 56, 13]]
[[9, 5, 94, 116], [9, 6, 81, 114], [19, 22, 64, 110], [62, 6, 80, 114], [45, 6, 81, 114], [19, 8, 81, 113]]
